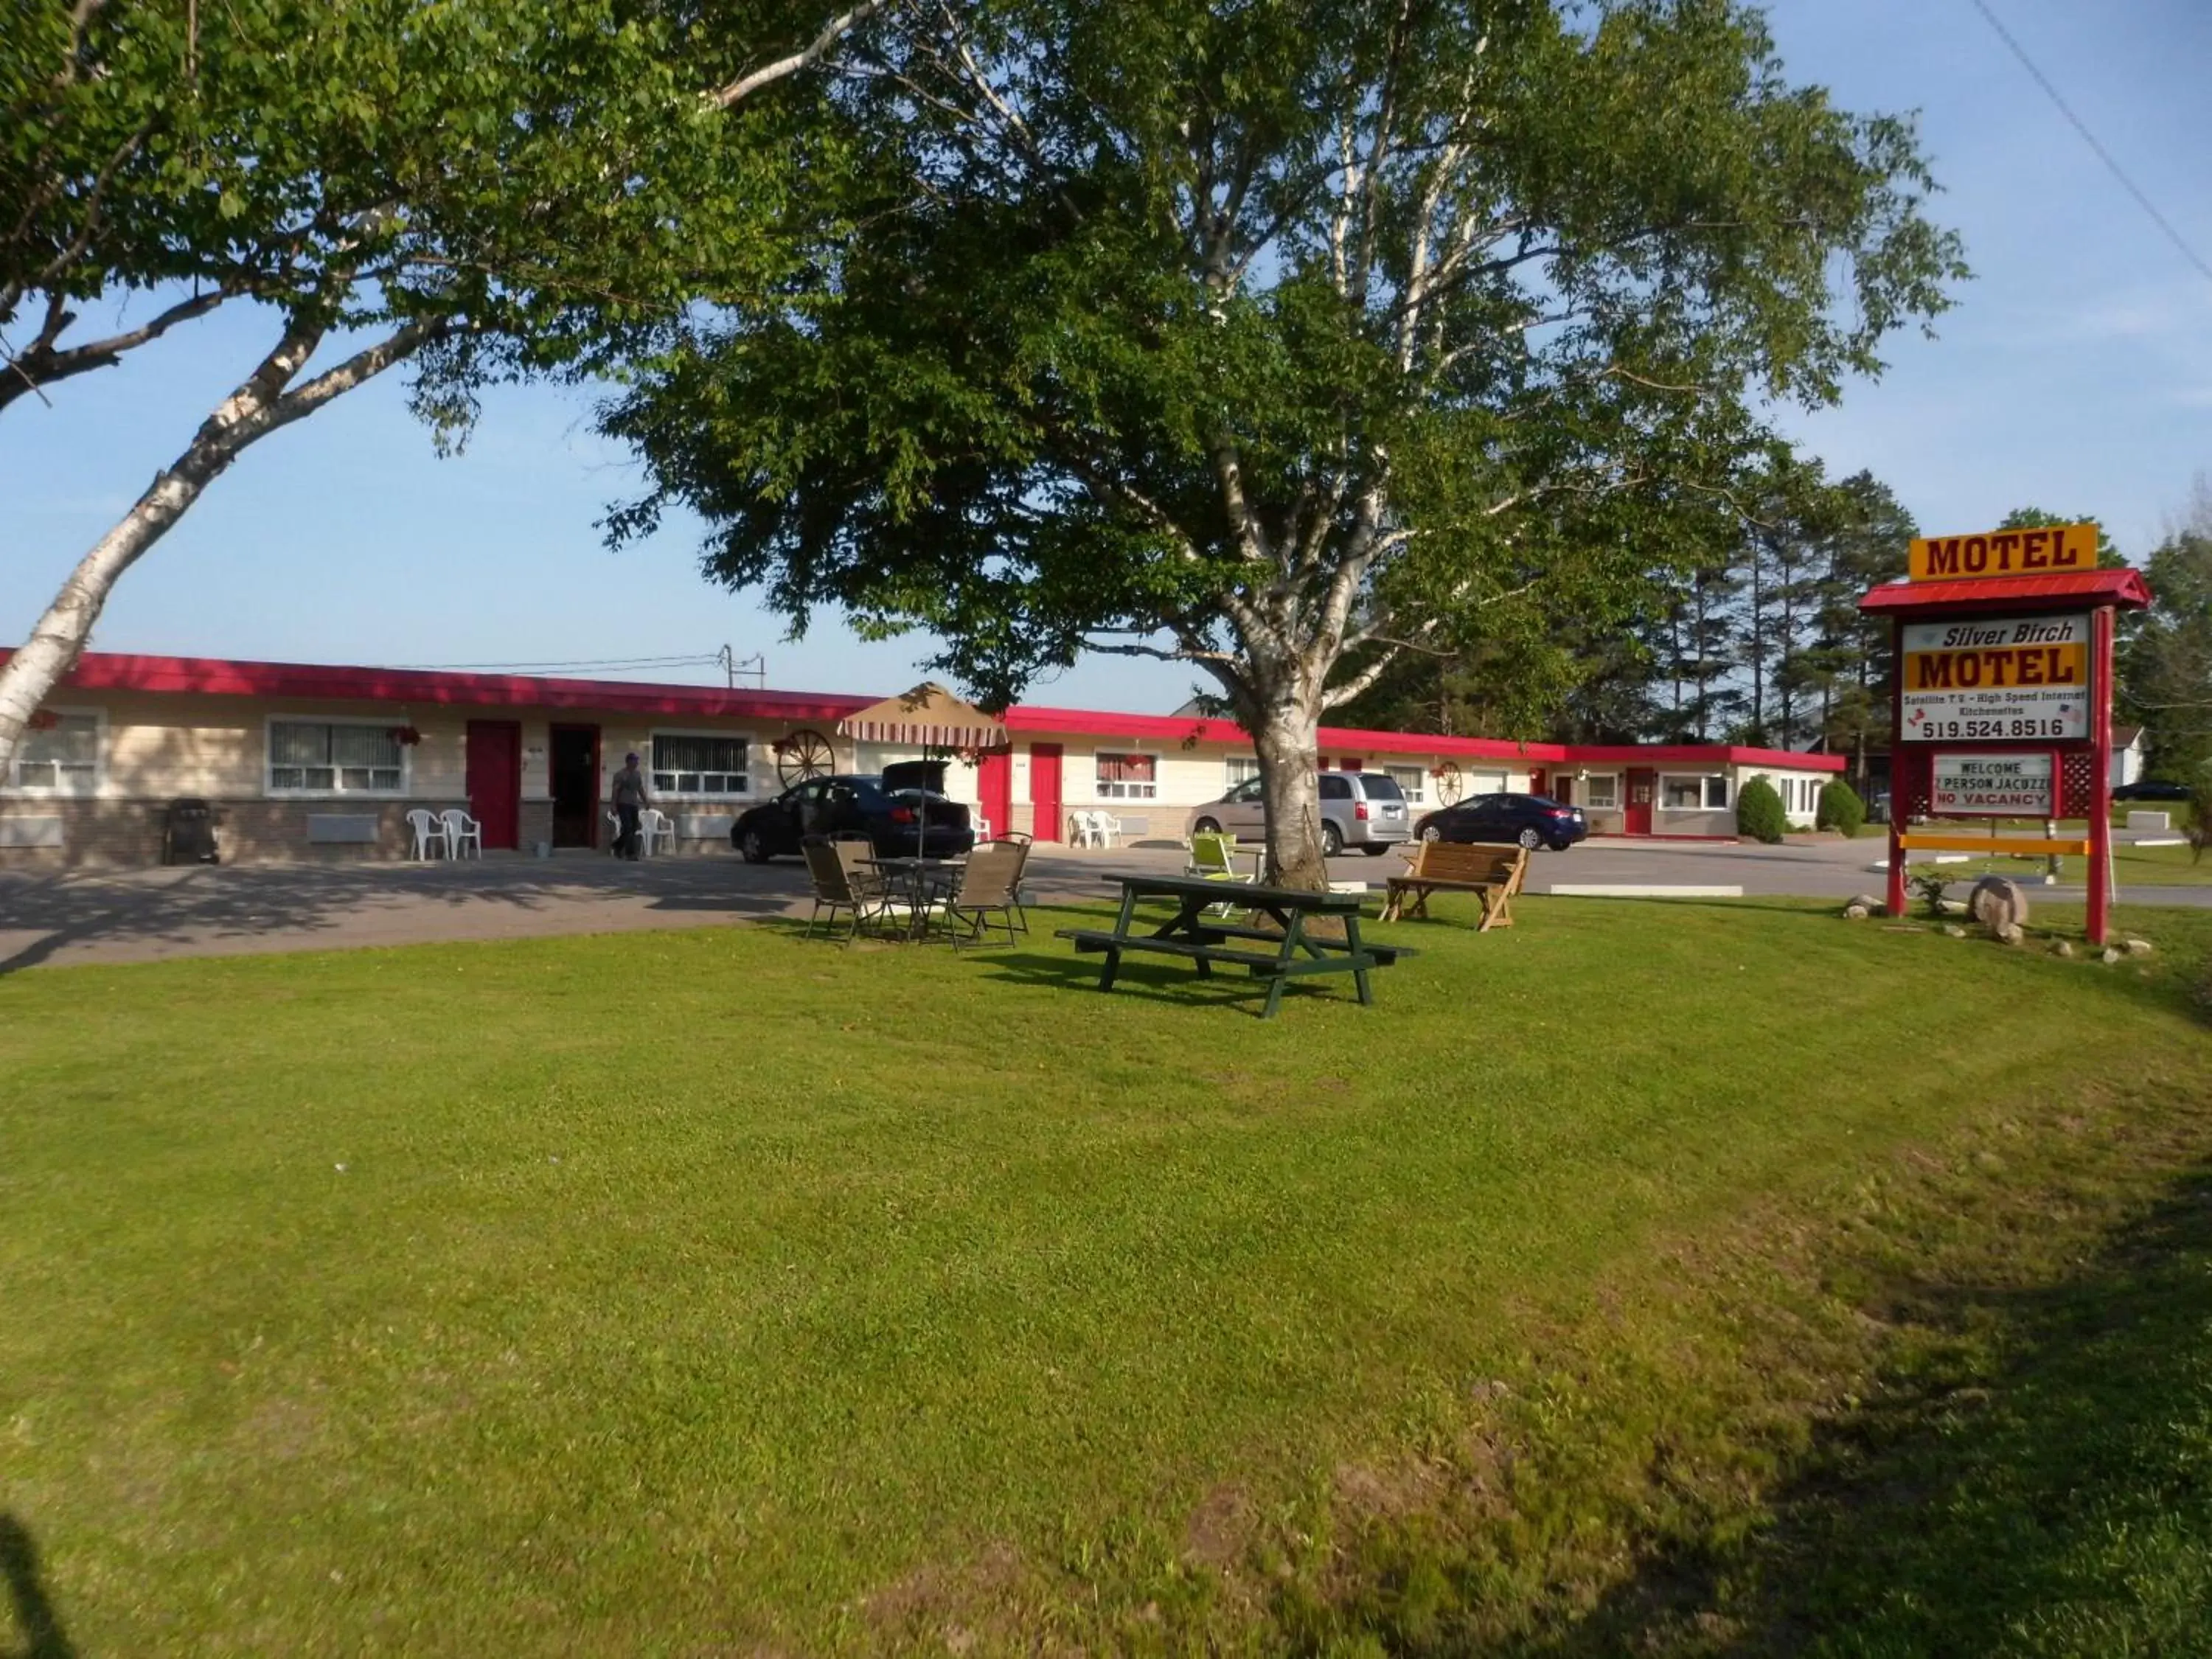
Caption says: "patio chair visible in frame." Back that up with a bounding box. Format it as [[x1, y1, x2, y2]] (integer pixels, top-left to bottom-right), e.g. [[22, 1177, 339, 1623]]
[[1186, 830, 1258, 915], [405, 807, 449, 860], [922, 838, 1031, 947], [1089, 810, 1123, 848], [441, 807, 484, 859], [637, 807, 675, 857], [801, 838, 894, 944]]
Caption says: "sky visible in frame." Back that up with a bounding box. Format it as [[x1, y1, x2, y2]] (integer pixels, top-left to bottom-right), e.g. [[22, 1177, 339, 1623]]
[[4, 0, 2209, 712]]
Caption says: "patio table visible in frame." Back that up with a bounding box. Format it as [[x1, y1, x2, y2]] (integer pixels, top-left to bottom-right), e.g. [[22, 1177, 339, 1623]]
[[1056, 872, 1412, 1019], [864, 855, 965, 939]]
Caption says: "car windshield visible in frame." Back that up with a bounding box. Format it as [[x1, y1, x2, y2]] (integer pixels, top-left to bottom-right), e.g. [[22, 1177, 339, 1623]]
[[1358, 776, 1405, 801]]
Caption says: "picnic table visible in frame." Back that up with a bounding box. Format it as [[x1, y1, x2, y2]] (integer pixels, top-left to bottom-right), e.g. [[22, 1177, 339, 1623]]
[[1057, 872, 1413, 1019]]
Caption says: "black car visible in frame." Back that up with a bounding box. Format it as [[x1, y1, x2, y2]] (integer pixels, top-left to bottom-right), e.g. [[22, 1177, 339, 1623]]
[[731, 770, 975, 862], [2112, 779, 2195, 803], [1414, 792, 1588, 852]]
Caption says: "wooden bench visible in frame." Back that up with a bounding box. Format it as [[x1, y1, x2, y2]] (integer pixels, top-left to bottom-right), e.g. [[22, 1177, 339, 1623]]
[[1380, 841, 1528, 928]]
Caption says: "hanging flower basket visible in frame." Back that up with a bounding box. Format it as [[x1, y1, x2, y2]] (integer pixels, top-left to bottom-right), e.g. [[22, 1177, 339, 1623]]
[[388, 724, 423, 747]]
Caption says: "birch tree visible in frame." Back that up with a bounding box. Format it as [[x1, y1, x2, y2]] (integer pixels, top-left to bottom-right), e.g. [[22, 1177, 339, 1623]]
[[0, 0, 888, 771], [607, 0, 1962, 886]]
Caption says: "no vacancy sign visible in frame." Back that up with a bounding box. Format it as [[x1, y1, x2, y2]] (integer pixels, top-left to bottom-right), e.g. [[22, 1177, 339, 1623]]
[[1900, 613, 2090, 742], [1930, 751, 2055, 816]]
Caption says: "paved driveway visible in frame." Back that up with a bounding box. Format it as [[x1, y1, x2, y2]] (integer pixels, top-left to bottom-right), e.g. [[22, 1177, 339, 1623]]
[[1, 835, 2200, 973]]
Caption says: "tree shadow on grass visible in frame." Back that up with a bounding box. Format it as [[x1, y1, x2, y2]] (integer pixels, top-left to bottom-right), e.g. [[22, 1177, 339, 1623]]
[[0, 1515, 77, 1659], [1519, 1170, 2212, 1657]]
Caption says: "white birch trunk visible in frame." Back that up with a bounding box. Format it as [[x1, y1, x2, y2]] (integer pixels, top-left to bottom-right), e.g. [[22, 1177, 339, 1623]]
[[0, 316, 434, 773], [1245, 677, 1329, 891]]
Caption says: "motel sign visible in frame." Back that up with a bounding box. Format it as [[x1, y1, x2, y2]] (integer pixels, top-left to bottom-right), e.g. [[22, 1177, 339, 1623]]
[[1860, 526, 2150, 946]]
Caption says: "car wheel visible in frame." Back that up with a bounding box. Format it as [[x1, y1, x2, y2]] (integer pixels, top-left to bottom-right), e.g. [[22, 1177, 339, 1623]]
[[1192, 817, 1222, 836], [1551, 838, 1574, 852], [1361, 844, 1391, 856], [1321, 822, 1344, 857], [738, 827, 770, 863], [1517, 827, 1543, 850], [1419, 823, 1443, 843]]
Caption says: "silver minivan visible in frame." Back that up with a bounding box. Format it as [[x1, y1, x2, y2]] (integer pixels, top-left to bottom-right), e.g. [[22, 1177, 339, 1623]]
[[1183, 770, 1413, 856]]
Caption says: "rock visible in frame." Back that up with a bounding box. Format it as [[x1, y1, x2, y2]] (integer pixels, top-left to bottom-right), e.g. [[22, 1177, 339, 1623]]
[[1944, 924, 1969, 939], [2050, 939, 2074, 959], [2124, 937, 2154, 956], [1843, 902, 1870, 920], [1995, 922, 2025, 946], [2101, 947, 2124, 965], [1848, 892, 1885, 912], [1968, 875, 2029, 934], [1939, 898, 1970, 917]]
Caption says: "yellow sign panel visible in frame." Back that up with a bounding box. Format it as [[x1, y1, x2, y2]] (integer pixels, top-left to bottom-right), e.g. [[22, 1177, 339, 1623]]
[[1908, 522, 2098, 582]]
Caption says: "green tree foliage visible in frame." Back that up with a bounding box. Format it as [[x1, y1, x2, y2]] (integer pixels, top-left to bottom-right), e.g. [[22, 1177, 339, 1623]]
[[2122, 487, 2212, 788], [1816, 777, 1866, 837], [1736, 774, 1788, 843], [605, 0, 1964, 886], [0, 0, 878, 768]]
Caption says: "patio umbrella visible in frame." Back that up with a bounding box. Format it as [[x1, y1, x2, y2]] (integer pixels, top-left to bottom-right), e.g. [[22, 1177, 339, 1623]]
[[837, 684, 1010, 858]]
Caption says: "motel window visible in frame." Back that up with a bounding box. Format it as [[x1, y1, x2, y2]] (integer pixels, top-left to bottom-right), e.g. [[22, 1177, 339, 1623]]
[[268, 720, 403, 794], [1096, 752, 1158, 799], [653, 732, 749, 797], [1384, 764, 1427, 804], [10, 710, 100, 794], [1582, 773, 1621, 810], [1660, 773, 1729, 812], [1784, 777, 1819, 815], [1225, 755, 1261, 789]]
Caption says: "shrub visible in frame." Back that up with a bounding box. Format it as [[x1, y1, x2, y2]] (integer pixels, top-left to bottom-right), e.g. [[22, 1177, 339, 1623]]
[[1737, 776, 1789, 844], [1817, 778, 1868, 838]]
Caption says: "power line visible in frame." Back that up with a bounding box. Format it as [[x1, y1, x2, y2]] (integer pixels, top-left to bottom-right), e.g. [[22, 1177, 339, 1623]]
[[1966, 0, 2212, 289]]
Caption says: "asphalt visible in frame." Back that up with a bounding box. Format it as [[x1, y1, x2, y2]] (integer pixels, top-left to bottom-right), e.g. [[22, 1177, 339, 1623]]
[[1, 835, 2201, 973]]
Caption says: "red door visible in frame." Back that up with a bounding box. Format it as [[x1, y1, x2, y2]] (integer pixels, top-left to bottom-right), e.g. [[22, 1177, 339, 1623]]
[[978, 749, 1012, 841], [465, 720, 523, 849], [1626, 768, 1657, 835], [1029, 743, 1063, 843]]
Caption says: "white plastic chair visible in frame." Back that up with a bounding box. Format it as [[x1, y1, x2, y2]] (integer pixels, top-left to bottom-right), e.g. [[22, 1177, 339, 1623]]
[[442, 808, 483, 859], [1090, 810, 1122, 848], [406, 808, 449, 860], [637, 807, 675, 857], [974, 815, 993, 844], [1068, 809, 1100, 847]]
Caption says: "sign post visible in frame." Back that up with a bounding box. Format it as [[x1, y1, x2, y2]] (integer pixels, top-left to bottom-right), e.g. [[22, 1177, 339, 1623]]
[[1859, 526, 2149, 946]]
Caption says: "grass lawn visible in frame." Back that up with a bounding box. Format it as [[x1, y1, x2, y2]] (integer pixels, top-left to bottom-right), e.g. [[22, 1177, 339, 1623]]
[[4, 897, 2211, 1654]]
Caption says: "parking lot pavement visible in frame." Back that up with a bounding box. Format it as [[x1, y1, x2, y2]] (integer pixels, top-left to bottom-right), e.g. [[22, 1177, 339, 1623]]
[[4, 834, 2201, 973]]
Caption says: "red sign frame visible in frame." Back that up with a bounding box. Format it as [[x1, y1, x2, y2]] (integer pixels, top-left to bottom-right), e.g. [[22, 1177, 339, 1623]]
[[1860, 563, 2152, 945]]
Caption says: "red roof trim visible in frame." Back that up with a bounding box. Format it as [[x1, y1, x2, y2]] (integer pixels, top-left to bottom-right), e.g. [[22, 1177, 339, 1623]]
[[1859, 569, 2152, 613], [21, 650, 1838, 771], [32, 651, 875, 723], [1004, 702, 1565, 759]]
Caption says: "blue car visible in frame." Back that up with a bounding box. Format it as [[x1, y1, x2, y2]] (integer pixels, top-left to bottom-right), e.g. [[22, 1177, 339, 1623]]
[[1414, 792, 1588, 852]]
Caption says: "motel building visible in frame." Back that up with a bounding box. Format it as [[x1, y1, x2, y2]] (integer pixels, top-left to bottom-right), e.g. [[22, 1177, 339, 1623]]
[[0, 653, 1843, 867]]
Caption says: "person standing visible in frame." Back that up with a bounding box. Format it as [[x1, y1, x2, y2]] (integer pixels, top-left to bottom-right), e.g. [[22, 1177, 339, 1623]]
[[610, 751, 651, 859]]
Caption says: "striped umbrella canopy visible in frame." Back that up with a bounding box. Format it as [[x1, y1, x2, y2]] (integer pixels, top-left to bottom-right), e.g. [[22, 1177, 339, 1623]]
[[836, 684, 1009, 753]]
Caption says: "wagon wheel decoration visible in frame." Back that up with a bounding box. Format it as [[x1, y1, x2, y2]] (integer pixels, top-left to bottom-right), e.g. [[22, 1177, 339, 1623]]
[[1431, 760, 1464, 806], [773, 728, 836, 787]]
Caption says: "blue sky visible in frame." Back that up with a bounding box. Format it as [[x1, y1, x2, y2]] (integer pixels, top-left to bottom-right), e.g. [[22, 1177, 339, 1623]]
[[4, 0, 2208, 711]]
